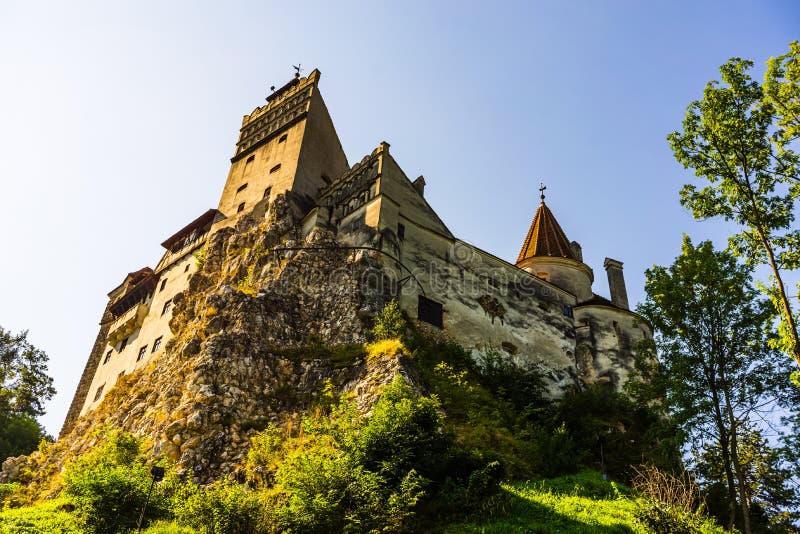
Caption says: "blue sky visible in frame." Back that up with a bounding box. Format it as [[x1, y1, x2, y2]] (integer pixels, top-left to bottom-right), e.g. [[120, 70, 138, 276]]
[[0, 1, 798, 435]]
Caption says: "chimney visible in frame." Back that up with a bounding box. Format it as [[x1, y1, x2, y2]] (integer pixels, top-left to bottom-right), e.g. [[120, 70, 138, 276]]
[[604, 258, 629, 310], [413, 175, 426, 197], [570, 241, 583, 262]]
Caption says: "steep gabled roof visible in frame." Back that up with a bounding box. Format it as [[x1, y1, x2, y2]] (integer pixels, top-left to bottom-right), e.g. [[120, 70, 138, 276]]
[[515, 201, 576, 263]]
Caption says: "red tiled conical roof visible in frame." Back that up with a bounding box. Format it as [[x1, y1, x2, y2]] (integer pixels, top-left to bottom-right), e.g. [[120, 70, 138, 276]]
[[516, 201, 576, 263]]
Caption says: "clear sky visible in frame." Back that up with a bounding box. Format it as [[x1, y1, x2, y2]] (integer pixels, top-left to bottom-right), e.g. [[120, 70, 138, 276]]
[[0, 1, 798, 436]]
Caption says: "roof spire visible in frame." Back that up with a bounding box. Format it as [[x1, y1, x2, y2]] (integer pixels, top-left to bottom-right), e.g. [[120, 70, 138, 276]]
[[539, 182, 547, 203], [515, 193, 577, 264]]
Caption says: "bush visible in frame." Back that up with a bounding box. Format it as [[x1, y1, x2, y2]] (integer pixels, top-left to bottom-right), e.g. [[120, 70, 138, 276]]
[[173, 479, 266, 534], [62, 428, 178, 533], [634, 499, 719, 534], [370, 300, 406, 340]]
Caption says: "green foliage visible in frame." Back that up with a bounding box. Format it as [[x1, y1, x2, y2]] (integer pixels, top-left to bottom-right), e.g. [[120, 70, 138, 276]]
[[0, 325, 55, 462], [62, 428, 179, 534], [242, 377, 503, 532], [553, 386, 682, 481], [369, 299, 406, 340], [634, 500, 722, 534], [668, 44, 800, 366], [141, 521, 197, 534], [193, 246, 207, 269], [0, 498, 81, 534], [634, 236, 797, 531], [475, 348, 546, 412], [0, 414, 49, 463], [173, 479, 265, 534]]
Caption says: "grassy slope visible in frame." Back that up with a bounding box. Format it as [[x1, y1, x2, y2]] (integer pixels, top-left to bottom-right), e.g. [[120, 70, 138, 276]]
[[0, 471, 726, 533], [444, 470, 725, 534]]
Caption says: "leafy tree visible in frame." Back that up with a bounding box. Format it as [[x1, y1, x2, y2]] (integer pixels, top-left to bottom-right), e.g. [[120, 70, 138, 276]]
[[698, 425, 799, 531], [0, 325, 55, 461], [633, 237, 795, 533], [667, 43, 800, 371]]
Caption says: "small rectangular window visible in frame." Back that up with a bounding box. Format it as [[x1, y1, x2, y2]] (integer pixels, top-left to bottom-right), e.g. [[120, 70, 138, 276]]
[[562, 305, 574, 318], [120, 337, 129, 351], [159, 279, 167, 292], [236, 183, 248, 193], [418, 295, 443, 329], [152, 336, 163, 352], [184, 264, 190, 272], [162, 300, 172, 316], [246, 154, 255, 163], [278, 134, 287, 143], [263, 187, 272, 199], [103, 350, 112, 365], [237, 202, 246, 213], [137, 346, 147, 361], [269, 163, 281, 173], [398, 223, 405, 241], [94, 384, 105, 402]]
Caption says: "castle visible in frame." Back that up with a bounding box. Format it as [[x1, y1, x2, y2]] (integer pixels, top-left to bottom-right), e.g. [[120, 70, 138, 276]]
[[61, 69, 650, 437]]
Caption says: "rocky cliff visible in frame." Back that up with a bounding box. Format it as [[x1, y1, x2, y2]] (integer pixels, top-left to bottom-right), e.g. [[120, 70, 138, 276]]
[[2, 195, 422, 496]]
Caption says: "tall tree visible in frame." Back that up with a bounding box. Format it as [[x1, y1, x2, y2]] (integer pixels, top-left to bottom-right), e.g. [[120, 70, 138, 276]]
[[667, 43, 800, 372], [0, 325, 55, 461], [632, 237, 794, 533]]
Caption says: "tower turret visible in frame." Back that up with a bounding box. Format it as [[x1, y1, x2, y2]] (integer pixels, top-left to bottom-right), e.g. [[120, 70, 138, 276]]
[[515, 190, 593, 301], [216, 69, 348, 221]]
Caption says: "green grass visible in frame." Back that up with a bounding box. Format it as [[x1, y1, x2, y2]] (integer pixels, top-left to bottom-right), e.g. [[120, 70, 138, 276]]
[[444, 470, 726, 534], [0, 497, 81, 534]]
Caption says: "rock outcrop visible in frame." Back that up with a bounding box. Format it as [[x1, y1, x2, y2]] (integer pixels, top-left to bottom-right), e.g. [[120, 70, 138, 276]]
[[2, 195, 420, 493]]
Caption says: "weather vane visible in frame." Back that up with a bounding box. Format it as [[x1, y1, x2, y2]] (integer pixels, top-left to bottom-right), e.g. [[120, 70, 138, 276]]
[[539, 182, 547, 202], [292, 63, 303, 77]]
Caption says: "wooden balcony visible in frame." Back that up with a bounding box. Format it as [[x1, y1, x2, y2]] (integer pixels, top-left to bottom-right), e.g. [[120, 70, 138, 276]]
[[107, 302, 148, 346]]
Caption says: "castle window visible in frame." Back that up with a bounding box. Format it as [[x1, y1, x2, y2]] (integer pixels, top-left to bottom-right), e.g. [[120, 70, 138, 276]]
[[418, 295, 443, 329], [94, 384, 105, 402], [246, 154, 255, 163], [237, 202, 246, 213], [236, 183, 248, 194], [162, 300, 172, 315], [103, 350, 112, 365], [398, 223, 405, 241], [263, 187, 271, 199], [278, 134, 287, 143], [120, 336, 129, 351], [270, 164, 281, 173], [184, 264, 190, 273], [562, 305, 573, 318], [159, 279, 167, 292], [137, 346, 147, 361], [152, 336, 162, 352]]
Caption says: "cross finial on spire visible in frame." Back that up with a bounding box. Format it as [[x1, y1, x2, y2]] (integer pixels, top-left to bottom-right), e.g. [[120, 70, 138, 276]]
[[292, 63, 303, 78], [539, 182, 547, 203]]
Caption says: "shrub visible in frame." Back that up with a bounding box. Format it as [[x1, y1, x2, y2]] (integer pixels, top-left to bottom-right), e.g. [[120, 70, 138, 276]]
[[370, 300, 406, 340], [631, 463, 701, 512], [474, 348, 546, 411], [62, 428, 178, 534], [634, 499, 718, 534], [173, 479, 266, 534]]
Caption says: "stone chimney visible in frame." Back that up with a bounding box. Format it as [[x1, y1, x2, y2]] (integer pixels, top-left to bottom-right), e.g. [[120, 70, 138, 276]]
[[604, 258, 629, 310], [413, 175, 426, 197], [570, 241, 583, 262]]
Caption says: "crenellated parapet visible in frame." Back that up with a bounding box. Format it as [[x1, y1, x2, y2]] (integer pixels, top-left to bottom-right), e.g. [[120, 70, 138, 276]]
[[232, 70, 321, 162]]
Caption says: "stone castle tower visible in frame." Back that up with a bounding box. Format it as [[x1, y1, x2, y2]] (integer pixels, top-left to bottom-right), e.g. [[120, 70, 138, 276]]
[[61, 69, 651, 438]]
